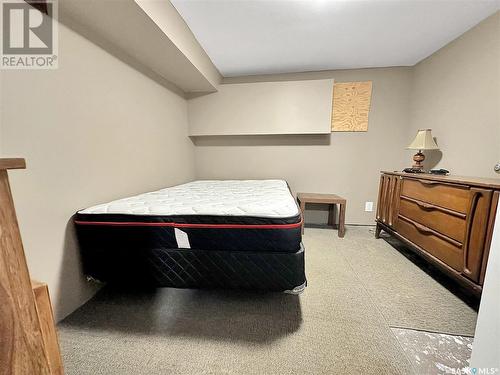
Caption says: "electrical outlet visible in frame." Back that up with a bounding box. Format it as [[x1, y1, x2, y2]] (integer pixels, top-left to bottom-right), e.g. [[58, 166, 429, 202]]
[[365, 201, 374, 212]]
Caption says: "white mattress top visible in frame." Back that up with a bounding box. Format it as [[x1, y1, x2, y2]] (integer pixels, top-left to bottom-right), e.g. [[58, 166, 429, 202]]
[[78, 179, 300, 218]]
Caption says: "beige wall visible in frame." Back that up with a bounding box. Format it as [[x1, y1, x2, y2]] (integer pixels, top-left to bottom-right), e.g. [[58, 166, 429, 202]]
[[409, 12, 500, 177], [193, 68, 412, 225], [0, 23, 195, 320]]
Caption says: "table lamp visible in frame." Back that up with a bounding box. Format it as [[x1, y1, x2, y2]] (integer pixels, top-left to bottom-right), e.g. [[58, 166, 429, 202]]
[[407, 129, 439, 170]]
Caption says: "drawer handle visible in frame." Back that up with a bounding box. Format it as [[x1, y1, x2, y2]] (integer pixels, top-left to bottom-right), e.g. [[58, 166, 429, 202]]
[[412, 221, 433, 234], [418, 179, 440, 186], [415, 201, 435, 210]]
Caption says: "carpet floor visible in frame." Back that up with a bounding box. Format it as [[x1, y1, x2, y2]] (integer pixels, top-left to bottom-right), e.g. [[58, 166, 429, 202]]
[[58, 226, 477, 375]]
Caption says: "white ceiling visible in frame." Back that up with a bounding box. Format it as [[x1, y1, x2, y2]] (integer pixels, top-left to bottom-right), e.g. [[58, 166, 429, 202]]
[[171, 0, 499, 77]]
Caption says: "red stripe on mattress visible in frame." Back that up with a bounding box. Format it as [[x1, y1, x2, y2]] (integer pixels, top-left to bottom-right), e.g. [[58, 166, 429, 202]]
[[74, 220, 303, 229]]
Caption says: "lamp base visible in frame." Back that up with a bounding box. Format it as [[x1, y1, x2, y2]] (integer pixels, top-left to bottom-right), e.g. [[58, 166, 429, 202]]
[[412, 151, 425, 170]]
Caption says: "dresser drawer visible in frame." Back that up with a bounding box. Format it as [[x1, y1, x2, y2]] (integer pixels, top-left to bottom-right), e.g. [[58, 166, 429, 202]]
[[398, 197, 466, 243], [401, 178, 470, 214], [396, 215, 463, 272]]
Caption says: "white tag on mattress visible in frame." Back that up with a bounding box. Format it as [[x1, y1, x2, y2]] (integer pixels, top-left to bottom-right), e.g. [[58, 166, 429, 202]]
[[174, 228, 191, 249]]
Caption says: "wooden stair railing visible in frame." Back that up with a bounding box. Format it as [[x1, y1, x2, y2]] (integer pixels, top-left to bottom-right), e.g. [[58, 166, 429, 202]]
[[0, 158, 63, 375]]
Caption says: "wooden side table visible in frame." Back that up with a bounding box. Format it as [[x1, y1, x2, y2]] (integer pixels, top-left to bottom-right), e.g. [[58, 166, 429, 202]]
[[297, 192, 346, 237]]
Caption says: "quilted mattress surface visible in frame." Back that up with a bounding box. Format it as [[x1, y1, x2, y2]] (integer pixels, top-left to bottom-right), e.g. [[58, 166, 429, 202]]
[[78, 179, 300, 219]]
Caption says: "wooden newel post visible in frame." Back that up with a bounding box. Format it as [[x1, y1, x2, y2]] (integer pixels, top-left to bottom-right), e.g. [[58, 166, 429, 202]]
[[0, 158, 63, 375]]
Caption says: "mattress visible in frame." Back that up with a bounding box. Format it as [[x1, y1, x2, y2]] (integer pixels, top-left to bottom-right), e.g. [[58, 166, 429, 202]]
[[74, 180, 306, 292]]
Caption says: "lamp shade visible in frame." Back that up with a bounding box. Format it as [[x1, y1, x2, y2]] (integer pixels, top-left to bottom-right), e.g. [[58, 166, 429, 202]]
[[407, 129, 439, 150]]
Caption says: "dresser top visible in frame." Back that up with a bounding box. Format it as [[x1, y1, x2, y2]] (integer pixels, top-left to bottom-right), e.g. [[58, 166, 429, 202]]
[[381, 171, 500, 190]]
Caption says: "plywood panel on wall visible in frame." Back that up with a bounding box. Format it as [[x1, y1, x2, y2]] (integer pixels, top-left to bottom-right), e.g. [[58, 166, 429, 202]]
[[332, 81, 372, 132], [188, 79, 334, 135]]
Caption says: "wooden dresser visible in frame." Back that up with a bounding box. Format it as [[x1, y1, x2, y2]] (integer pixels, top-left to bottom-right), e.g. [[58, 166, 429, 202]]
[[375, 171, 500, 295]]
